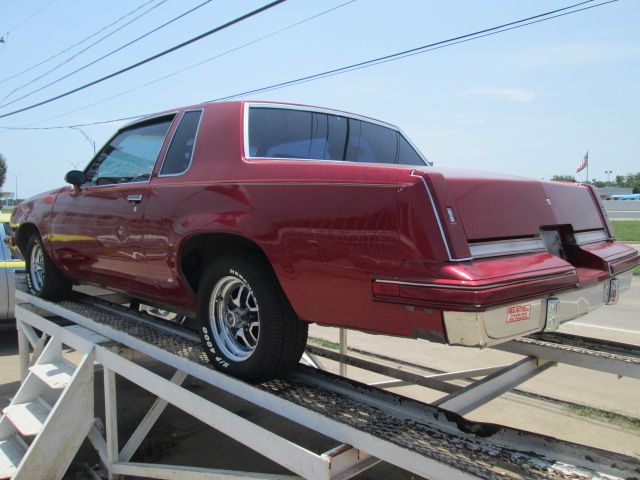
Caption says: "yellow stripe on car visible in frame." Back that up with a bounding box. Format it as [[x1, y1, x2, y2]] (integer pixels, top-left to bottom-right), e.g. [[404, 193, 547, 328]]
[[48, 233, 96, 242], [0, 260, 25, 268]]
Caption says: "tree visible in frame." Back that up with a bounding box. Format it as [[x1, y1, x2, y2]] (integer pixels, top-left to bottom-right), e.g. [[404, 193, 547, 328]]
[[0, 153, 6, 191], [615, 172, 640, 194], [550, 174, 577, 183]]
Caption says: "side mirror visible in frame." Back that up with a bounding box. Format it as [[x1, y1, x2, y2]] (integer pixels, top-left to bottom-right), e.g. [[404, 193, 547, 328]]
[[65, 170, 86, 187]]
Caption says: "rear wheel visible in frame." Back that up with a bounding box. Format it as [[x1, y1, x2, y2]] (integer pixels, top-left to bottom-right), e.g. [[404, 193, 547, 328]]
[[25, 234, 72, 299], [198, 253, 308, 383]]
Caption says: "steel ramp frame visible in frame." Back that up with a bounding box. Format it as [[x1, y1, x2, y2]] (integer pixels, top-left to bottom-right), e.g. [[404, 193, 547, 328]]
[[320, 323, 640, 417], [8, 288, 640, 480]]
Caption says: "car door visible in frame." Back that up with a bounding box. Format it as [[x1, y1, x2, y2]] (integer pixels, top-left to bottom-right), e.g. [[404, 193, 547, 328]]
[[50, 115, 175, 296]]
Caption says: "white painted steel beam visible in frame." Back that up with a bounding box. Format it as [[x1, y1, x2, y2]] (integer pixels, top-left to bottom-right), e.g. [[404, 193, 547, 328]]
[[93, 347, 332, 480], [111, 462, 300, 479], [119, 369, 188, 462], [435, 357, 555, 415]]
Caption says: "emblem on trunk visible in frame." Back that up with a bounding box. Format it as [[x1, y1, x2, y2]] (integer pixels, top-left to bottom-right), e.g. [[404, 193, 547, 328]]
[[546, 198, 552, 206]]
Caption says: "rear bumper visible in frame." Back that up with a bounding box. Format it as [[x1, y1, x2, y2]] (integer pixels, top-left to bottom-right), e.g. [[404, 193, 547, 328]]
[[442, 269, 634, 347]]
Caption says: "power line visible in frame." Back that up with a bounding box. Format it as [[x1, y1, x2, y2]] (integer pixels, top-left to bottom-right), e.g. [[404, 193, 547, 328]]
[[0, 0, 215, 108], [0, 115, 141, 130], [207, 0, 615, 102], [0, 0, 159, 85], [5, 0, 57, 34], [22, 0, 356, 128], [0, 0, 169, 103], [0, 0, 618, 130], [0, 0, 287, 120]]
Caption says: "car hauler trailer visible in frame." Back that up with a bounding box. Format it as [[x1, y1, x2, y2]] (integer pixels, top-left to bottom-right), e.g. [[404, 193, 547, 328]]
[[1, 283, 639, 480]]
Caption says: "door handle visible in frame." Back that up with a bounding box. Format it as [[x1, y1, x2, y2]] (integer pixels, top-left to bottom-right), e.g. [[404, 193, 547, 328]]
[[127, 194, 143, 203]]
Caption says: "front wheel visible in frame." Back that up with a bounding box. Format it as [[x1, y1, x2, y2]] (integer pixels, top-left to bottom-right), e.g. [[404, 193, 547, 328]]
[[198, 253, 308, 383], [25, 234, 72, 299]]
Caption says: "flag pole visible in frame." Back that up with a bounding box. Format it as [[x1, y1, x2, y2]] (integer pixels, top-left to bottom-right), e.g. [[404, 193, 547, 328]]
[[586, 150, 589, 183]]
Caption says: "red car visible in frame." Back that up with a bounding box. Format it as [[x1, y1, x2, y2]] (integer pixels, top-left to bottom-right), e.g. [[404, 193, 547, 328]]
[[9, 101, 639, 382]]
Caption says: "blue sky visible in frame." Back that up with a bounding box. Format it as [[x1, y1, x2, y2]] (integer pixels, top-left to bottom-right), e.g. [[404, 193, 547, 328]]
[[0, 0, 638, 198]]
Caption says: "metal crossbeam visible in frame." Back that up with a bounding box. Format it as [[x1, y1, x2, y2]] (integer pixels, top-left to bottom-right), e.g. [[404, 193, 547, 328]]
[[434, 357, 555, 415]]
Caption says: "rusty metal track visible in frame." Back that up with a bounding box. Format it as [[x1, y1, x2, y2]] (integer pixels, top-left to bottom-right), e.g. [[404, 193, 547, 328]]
[[495, 331, 640, 379]]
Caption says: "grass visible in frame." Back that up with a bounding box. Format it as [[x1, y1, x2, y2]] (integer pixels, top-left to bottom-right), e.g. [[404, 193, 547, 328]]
[[611, 220, 640, 242], [563, 405, 640, 431], [610, 221, 640, 275], [308, 337, 340, 350]]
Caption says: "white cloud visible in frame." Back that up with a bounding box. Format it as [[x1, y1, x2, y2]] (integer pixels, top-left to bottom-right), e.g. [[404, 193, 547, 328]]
[[457, 88, 536, 103]]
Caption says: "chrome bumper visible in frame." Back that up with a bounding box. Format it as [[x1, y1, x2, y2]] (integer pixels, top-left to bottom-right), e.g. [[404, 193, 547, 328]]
[[443, 270, 634, 347]]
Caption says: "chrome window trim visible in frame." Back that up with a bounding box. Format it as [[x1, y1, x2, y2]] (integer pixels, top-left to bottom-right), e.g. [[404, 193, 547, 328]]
[[242, 102, 429, 165], [574, 230, 610, 245], [469, 238, 547, 258], [374, 270, 577, 291], [157, 108, 204, 178]]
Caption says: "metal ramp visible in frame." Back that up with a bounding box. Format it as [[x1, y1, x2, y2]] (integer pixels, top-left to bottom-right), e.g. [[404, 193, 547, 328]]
[[2, 286, 639, 479]]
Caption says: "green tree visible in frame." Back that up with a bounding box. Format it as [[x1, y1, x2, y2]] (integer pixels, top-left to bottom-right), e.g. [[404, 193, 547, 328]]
[[550, 174, 577, 182], [0, 153, 6, 190], [615, 172, 640, 193]]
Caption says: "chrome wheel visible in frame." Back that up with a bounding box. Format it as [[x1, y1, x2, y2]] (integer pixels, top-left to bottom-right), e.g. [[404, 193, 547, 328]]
[[209, 275, 260, 362], [29, 241, 45, 292]]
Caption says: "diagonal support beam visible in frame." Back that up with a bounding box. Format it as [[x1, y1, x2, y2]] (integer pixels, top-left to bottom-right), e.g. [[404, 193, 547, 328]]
[[434, 356, 555, 415], [119, 369, 188, 462]]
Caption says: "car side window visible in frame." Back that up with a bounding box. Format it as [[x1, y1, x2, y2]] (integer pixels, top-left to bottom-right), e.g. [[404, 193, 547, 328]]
[[247, 106, 417, 165], [249, 108, 313, 158], [85, 118, 172, 186], [160, 110, 202, 176]]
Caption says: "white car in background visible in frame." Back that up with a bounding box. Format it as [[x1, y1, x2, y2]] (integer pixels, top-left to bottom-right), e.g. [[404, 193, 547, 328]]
[[0, 213, 25, 321]]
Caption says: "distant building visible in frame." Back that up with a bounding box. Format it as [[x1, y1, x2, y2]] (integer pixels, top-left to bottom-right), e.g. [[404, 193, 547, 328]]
[[597, 187, 634, 199]]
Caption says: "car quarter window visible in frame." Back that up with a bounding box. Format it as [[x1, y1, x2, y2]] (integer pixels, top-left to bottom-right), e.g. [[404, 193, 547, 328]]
[[160, 110, 202, 176], [345, 119, 397, 164], [398, 134, 426, 166], [85, 118, 173, 186], [248, 106, 424, 165]]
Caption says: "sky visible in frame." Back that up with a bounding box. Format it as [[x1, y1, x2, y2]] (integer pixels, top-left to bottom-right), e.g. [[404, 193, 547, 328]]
[[0, 0, 638, 199]]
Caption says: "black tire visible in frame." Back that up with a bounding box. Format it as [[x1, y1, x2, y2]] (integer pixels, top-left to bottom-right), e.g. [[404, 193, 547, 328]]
[[197, 253, 308, 383], [25, 234, 72, 300]]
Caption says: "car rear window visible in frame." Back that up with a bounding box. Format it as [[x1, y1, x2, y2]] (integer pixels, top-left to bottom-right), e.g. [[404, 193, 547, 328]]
[[248, 106, 425, 165]]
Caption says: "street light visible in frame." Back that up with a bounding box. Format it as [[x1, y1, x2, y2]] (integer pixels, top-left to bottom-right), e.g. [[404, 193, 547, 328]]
[[10, 172, 21, 202], [605, 170, 613, 182]]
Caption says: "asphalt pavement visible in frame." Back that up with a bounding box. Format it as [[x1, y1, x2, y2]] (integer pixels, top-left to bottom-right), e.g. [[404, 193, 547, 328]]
[[603, 199, 640, 220]]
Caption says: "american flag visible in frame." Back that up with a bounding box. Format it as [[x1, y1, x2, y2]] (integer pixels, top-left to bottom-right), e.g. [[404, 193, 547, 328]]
[[576, 151, 588, 173]]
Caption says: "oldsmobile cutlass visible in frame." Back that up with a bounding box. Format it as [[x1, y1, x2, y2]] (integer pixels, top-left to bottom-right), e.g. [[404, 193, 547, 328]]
[[9, 101, 639, 382]]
